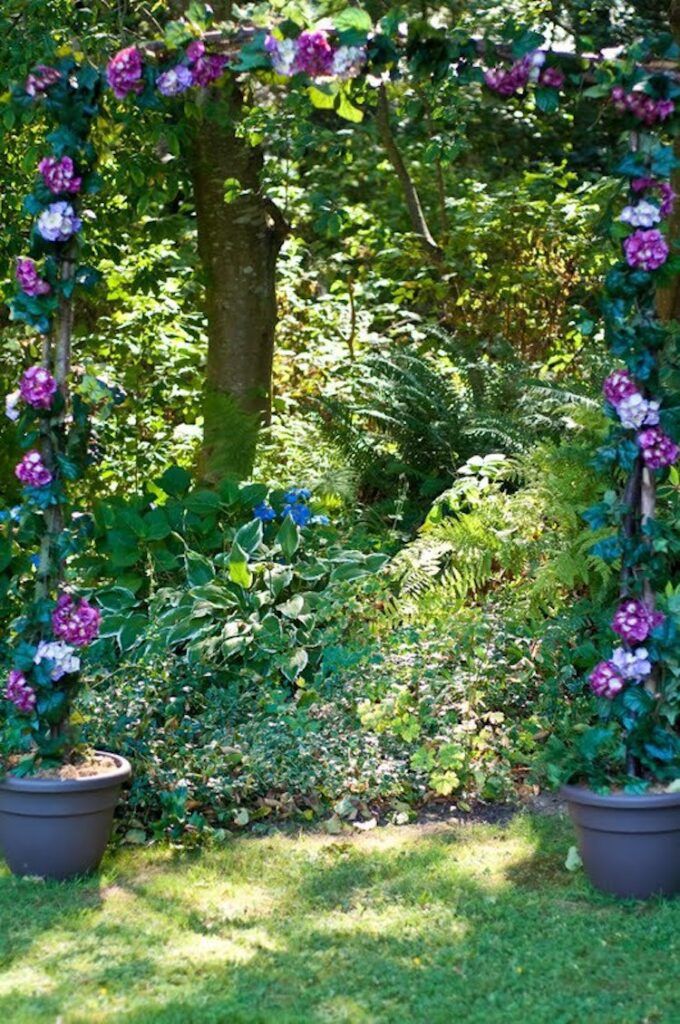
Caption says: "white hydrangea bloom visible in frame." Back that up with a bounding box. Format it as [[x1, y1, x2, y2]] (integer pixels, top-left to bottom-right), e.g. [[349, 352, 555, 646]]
[[611, 646, 652, 680], [620, 200, 661, 228], [34, 640, 81, 680], [266, 37, 297, 76], [332, 46, 366, 80], [5, 390, 20, 421], [616, 393, 660, 429]]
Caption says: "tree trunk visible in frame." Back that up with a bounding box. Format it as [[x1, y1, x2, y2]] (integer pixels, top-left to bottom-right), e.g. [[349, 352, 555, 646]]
[[189, 86, 288, 482]]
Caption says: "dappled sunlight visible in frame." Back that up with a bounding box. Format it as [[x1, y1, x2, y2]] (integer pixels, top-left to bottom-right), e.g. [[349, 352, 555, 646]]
[[0, 817, 678, 1022]]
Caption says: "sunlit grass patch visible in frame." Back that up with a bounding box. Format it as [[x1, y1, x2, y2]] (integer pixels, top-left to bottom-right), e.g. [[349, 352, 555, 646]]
[[0, 813, 678, 1024]]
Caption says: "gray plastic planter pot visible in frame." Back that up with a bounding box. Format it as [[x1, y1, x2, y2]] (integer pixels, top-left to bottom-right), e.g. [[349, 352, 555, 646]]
[[0, 751, 131, 880], [562, 784, 680, 899]]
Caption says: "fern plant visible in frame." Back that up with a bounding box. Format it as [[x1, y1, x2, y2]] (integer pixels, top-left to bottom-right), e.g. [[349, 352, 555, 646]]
[[392, 438, 617, 616], [318, 332, 602, 519]]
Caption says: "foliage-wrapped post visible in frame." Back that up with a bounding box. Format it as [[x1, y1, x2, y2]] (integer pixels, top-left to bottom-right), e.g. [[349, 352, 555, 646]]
[[583, 58, 680, 785], [36, 252, 74, 605], [3, 58, 105, 767]]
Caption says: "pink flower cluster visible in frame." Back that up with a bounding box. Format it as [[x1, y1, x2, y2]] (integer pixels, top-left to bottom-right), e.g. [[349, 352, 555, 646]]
[[5, 670, 36, 714], [540, 66, 565, 89], [16, 257, 50, 297], [19, 366, 57, 410], [589, 660, 625, 699], [107, 46, 144, 100], [264, 32, 365, 80], [186, 40, 228, 88], [632, 177, 675, 219], [15, 450, 52, 488], [294, 30, 334, 77], [39, 155, 81, 195], [611, 86, 675, 125], [25, 65, 61, 97], [52, 594, 101, 647], [155, 42, 228, 96], [484, 56, 532, 97], [638, 426, 680, 469], [623, 228, 669, 271], [612, 599, 664, 644], [602, 369, 637, 407]]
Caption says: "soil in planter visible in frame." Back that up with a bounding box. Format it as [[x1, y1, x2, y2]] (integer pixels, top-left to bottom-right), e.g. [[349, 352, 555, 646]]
[[5, 751, 118, 780]]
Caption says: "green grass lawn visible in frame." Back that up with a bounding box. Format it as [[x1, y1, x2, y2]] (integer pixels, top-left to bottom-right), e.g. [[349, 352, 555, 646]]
[[0, 812, 678, 1024]]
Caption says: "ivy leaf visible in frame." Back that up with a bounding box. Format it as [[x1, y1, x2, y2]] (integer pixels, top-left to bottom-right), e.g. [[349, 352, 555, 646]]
[[164, 20, 192, 49], [157, 464, 191, 497], [308, 85, 336, 110], [535, 87, 559, 114], [336, 90, 364, 123], [334, 7, 372, 33], [511, 29, 544, 57]]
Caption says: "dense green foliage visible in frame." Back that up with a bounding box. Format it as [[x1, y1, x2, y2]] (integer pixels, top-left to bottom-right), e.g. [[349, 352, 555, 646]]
[[0, 0, 678, 833]]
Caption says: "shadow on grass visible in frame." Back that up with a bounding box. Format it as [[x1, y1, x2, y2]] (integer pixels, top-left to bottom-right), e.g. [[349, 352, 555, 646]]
[[0, 815, 677, 1024]]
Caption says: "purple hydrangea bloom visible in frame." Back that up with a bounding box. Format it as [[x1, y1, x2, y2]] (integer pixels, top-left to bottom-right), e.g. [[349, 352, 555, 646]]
[[611, 87, 675, 125], [612, 599, 665, 644], [107, 46, 144, 100], [253, 501, 277, 522], [623, 228, 669, 271], [25, 65, 61, 97], [37, 201, 82, 243], [157, 65, 193, 96], [540, 66, 565, 89], [484, 56, 533, 97], [39, 155, 82, 195], [15, 257, 51, 297], [5, 670, 36, 714], [185, 40, 228, 87], [589, 660, 625, 699], [15, 450, 52, 488], [52, 593, 101, 647], [186, 40, 206, 62], [191, 53, 228, 88], [610, 646, 653, 681], [602, 369, 638, 407], [638, 426, 680, 469], [631, 178, 675, 219], [294, 30, 335, 78], [19, 365, 58, 410]]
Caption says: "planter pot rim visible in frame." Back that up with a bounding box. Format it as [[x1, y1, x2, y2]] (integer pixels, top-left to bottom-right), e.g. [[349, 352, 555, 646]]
[[562, 783, 680, 810], [0, 751, 131, 794]]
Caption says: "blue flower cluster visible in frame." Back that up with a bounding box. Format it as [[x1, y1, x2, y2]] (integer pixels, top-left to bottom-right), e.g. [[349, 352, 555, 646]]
[[252, 487, 329, 528]]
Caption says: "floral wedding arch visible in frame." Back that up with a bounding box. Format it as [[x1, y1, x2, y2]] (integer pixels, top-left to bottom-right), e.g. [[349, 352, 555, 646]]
[[2, 10, 679, 783]]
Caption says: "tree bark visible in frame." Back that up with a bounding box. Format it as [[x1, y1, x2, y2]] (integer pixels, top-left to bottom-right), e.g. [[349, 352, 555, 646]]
[[375, 84, 443, 265], [188, 86, 288, 483]]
